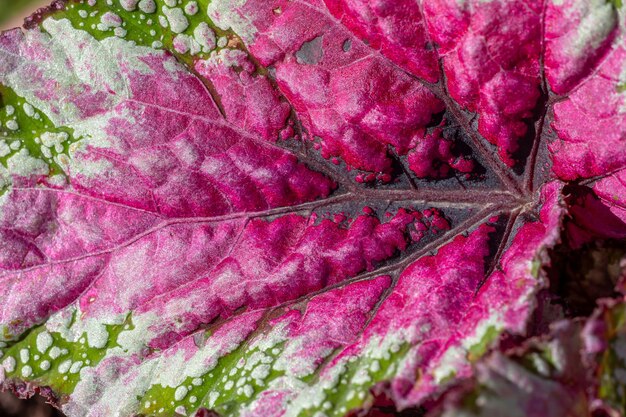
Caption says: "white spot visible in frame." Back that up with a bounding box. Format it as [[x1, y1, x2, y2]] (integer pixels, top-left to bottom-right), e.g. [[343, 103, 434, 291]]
[[114, 27, 128, 37], [36, 332, 54, 354], [19, 348, 29, 364], [2, 357, 16, 373], [49, 346, 62, 359], [173, 34, 195, 54], [174, 385, 189, 401], [78, 10, 89, 18], [191, 377, 202, 386], [0, 141, 10, 157], [138, 0, 156, 13], [184, 1, 198, 15], [224, 380, 234, 390], [193, 22, 216, 51], [70, 361, 83, 374], [5, 105, 14, 116], [243, 384, 254, 398], [58, 359, 72, 374], [6, 120, 18, 131], [40, 360, 51, 371], [41, 132, 68, 148], [100, 11, 122, 30], [346, 391, 355, 401], [207, 0, 258, 42], [164, 0, 177, 6], [208, 391, 219, 407], [251, 364, 271, 380], [22, 103, 35, 117], [352, 368, 371, 385], [86, 322, 109, 349], [175, 405, 187, 416], [21, 365, 32, 378], [217, 36, 227, 48], [119, 0, 139, 11], [158, 15, 168, 28], [163, 7, 189, 33]]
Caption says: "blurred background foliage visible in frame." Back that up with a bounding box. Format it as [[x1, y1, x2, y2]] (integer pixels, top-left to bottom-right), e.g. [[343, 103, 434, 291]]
[[0, 0, 50, 29], [0, 392, 64, 417]]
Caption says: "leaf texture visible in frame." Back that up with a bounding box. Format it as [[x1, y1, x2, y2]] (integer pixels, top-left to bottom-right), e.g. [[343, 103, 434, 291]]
[[0, 1, 624, 417]]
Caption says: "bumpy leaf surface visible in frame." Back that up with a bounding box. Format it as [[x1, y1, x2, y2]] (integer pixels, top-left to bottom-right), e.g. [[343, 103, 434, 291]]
[[0, 1, 624, 417]]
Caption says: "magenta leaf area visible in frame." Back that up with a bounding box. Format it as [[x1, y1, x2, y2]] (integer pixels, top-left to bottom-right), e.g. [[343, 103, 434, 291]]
[[0, 1, 625, 417]]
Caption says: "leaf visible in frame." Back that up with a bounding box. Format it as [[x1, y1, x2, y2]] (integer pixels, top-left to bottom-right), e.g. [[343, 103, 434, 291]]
[[0, 1, 624, 417], [426, 320, 595, 417], [426, 296, 626, 417]]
